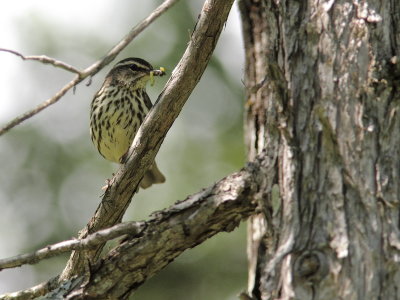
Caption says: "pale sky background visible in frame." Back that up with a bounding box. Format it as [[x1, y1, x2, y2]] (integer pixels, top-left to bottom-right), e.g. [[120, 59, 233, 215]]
[[0, 1, 245, 297]]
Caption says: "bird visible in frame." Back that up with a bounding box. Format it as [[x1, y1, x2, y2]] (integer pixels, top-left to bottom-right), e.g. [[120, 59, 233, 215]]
[[89, 57, 166, 189]]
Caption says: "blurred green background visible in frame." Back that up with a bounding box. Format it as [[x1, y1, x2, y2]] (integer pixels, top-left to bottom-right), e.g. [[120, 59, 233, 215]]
[[0, 1, 246, 299]]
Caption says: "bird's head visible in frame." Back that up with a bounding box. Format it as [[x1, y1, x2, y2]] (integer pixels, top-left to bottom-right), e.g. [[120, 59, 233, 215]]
[[106, 57, 165, 89]]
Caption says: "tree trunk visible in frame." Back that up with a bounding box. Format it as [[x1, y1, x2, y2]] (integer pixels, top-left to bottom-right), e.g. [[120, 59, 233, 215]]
[[240, 0, 400, 299]]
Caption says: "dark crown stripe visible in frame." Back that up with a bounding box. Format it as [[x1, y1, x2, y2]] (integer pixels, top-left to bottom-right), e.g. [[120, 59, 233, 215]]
[[114, 57, 153, 70]]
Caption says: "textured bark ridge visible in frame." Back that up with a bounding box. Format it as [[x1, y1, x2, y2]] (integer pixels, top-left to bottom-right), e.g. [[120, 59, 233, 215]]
[[240, 0, 400, 299]]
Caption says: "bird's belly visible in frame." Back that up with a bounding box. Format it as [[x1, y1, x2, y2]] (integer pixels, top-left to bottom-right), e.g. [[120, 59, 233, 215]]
[[98, 114, 139, 163]]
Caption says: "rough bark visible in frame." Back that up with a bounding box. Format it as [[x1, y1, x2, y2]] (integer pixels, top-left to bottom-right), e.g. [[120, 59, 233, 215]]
[[240, 0, 400, 299]]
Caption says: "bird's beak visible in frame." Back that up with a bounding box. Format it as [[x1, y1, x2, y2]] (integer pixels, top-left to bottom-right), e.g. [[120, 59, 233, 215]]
[[151, 67, 166, 77], [149, 67, 166, 86]]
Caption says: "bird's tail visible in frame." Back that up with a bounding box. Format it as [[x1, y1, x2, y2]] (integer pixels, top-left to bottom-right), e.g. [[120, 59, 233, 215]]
[[139, 162, 166, 189]]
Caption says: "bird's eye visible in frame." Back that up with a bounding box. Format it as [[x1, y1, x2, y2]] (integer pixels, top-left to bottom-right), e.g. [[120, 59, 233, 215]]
[[129, 64, 140, 72], [129, 64, 148, 72]]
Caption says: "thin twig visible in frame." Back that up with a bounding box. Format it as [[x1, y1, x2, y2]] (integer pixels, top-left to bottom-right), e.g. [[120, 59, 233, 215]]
[[0, 221, 144, 270], [0, 48, 82, 74], [0, 0, 179, 137]]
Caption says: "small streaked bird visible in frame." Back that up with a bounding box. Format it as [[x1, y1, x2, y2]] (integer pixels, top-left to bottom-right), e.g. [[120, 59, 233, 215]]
[[90, 57, 166, 189]]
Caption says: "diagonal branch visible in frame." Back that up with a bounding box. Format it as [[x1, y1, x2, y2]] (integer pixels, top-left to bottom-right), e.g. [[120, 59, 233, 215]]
[[0, 0, 178, 137], [0, 222, 145, 270], [0, 160, 264, 300], [59, 0, 236, 282]]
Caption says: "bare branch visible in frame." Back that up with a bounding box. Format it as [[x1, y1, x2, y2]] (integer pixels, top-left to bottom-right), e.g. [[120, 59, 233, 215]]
[[0, 0, 179, 137], [0, 159, 265, 300], [0, 48, 82, 74], [0, 221, 145, 270], [0, 277, 60, 300], [59, 0, 236, 281]]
